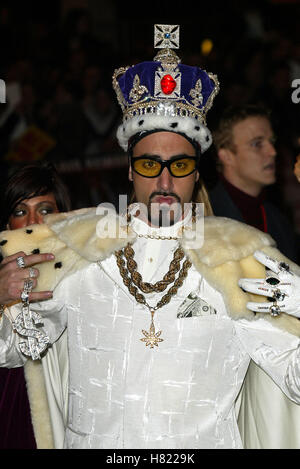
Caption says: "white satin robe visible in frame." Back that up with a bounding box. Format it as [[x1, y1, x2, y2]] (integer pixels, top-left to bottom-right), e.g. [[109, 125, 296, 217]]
[[1, 215, 300, 449]]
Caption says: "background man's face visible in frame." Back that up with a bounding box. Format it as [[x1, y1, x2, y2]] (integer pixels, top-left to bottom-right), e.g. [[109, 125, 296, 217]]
[[129, 131, 199, 226], [228, 116, 277, 194]]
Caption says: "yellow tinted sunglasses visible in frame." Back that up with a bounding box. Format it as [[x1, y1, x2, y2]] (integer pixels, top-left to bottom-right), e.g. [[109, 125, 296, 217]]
[[131, 155, 198, 178]]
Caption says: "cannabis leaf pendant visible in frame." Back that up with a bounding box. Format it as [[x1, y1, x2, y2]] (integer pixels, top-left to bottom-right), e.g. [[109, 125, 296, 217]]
[[140, 318, 163, 348]]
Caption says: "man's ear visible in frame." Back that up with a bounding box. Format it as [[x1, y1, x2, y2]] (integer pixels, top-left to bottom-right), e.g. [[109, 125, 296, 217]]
[[217, 148, 235, 167]]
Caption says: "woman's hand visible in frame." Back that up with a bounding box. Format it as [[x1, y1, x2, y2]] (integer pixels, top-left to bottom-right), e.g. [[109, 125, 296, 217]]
[[0, 251, 55, 306]]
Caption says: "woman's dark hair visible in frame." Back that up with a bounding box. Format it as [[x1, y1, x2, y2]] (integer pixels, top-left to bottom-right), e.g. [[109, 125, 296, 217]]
[[0, 162, 71, 229]]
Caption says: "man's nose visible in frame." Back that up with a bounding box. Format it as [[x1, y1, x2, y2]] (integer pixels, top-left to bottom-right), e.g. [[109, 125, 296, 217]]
[[157, 167, 174, 192], [267, 140, 277, 158]]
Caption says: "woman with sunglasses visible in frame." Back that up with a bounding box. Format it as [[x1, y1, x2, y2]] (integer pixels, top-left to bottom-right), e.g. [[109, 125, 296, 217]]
[[0, 163, 71, 449]]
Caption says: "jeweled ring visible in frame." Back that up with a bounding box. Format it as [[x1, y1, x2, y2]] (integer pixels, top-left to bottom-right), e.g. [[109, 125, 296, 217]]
[[273, 289, 286, 302], [269, 303, 281, 317], [21, 290, 29, 303], [23, 279, 33, 292], [279, 261, 290, 272], [266, 277, 280, 286], [16, 256, 26, 269], [29, 267, 36, 278]]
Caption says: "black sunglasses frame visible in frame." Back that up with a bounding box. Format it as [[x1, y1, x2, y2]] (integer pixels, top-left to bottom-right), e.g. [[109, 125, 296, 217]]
[[130, 155, 199, 178]]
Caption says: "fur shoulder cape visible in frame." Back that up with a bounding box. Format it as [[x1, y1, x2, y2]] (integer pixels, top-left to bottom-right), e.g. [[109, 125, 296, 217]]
[[1, 207, 300, 338]]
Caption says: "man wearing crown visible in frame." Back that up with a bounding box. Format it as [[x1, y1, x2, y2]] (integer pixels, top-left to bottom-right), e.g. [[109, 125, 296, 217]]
[[1, 25, 300, 449]]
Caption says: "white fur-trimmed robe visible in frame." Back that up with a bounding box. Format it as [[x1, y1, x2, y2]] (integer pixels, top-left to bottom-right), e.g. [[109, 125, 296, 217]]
[[1, 208, 300, 448]]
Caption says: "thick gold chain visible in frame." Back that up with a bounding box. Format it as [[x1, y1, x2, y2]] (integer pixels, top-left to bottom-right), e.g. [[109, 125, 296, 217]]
[[124, 243, 184, 293], [115, 243, 192, 312]]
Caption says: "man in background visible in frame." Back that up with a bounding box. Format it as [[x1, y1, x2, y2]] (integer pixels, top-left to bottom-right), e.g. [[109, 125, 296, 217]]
[[210, 104, 298, 262], [210, 104, 300, 448]]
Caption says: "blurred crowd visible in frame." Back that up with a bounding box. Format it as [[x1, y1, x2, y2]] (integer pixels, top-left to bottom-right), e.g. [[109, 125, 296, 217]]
[[0, 7, 120, 159], [0, 2, 300, 231]]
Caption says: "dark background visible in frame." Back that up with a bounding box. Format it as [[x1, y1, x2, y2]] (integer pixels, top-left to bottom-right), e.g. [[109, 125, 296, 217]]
[[1, 0, 300, 234]]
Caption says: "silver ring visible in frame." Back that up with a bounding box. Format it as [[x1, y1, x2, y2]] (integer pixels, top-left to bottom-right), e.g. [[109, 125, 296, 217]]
[[21, 290, 29, 303], [279, 262, 290, 272], [16, 256, 26, 269], [269, 303, 281, 317], [273, 289, 286, 302], [29, 267, 36, 278], [24, 279, 33, 292]]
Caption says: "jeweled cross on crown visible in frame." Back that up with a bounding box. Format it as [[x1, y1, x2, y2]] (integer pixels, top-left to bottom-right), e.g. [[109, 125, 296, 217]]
[[154, 24, 180, 50], [153, 25, 181, 98]]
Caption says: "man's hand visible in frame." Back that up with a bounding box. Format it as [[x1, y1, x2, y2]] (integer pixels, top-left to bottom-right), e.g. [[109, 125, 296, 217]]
[[0, 251, 55, 305], [238, 250, 300, 318]]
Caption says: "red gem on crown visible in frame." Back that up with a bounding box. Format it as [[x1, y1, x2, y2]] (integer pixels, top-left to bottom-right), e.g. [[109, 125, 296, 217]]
[[160, 74, 176, 95]]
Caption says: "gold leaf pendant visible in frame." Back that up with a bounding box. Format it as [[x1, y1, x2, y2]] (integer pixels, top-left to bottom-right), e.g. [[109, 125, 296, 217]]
[[140, 312, 163, 348]]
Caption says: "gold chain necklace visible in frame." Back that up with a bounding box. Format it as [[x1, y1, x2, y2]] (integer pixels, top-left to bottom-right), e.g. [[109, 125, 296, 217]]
[[115, 243, 192, 348], [124, 243, 184, 293]]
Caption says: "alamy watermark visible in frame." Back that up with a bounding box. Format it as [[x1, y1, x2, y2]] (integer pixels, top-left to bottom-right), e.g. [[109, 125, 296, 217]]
[[0, 79, 6, 103], [95, 195, 205, 249], [291, 79, 300, 103]]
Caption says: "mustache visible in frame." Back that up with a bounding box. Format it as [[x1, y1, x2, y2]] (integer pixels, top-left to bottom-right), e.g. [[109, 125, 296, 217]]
[[149, 191, 181, 204]]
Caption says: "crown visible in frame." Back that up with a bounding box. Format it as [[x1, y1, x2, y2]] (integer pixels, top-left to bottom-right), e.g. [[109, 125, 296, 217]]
[[113, 24, 220, 153]]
